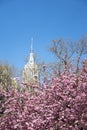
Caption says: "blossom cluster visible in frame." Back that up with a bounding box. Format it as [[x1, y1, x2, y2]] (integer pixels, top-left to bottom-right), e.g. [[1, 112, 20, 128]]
[[0, 69, 87, 130]]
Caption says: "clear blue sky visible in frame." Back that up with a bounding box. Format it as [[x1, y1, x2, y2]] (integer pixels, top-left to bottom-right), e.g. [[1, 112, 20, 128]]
[[0, 0, 87, 68]]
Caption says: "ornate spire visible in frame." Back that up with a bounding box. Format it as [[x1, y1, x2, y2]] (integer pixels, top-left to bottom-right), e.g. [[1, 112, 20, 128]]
[[22, 38, 39, 84]]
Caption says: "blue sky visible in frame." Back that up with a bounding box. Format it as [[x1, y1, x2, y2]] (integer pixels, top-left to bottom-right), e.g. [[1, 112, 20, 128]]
[[0, 0, 87, 68]]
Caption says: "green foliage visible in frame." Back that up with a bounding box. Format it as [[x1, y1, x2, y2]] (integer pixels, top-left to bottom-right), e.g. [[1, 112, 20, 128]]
[[0, 64, 12, 90]]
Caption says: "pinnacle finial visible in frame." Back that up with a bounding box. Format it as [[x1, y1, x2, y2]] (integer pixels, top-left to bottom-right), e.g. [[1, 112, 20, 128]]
[[31, 37, 33, 52]]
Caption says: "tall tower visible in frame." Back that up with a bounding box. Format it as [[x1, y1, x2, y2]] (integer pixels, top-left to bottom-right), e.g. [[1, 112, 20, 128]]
[[22, 38, 39, 84]]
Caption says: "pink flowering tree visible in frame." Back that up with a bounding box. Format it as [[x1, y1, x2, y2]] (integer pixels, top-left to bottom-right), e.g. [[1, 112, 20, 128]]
[[0, 61, 87, 130]]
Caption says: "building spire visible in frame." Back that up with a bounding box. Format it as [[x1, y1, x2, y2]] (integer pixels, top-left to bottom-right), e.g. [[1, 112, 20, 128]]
[[22, 37, 39, 84]]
